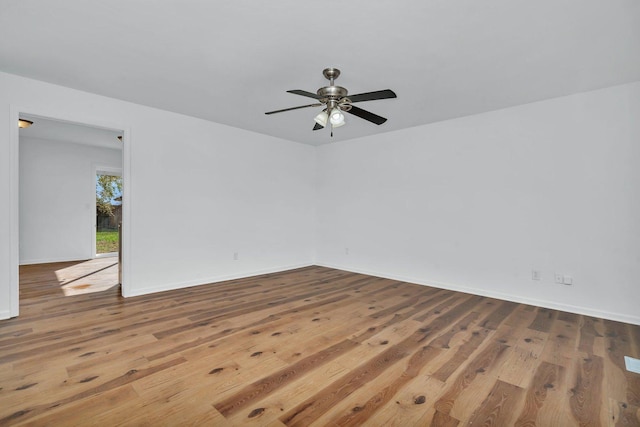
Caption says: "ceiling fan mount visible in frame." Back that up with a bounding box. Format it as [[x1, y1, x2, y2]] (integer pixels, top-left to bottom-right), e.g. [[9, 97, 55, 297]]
[[265, 68, 397, 135], [322, 67, 341, 81]]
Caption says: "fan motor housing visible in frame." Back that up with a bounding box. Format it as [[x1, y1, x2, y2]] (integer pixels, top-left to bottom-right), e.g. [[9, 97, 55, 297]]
[[317, 85, 348, 99]]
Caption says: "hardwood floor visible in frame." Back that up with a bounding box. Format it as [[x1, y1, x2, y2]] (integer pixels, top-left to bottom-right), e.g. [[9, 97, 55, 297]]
[[18, 258, 119, 299], [1, 265, 639, 426]]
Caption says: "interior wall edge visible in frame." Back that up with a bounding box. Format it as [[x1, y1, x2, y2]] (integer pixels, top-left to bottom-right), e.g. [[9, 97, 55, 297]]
[[315, 262, 640, 326]]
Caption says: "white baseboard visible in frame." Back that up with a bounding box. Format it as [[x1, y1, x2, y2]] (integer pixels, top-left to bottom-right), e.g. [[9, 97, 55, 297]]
[[95, 252, 118, 259], [19, 256, 92, 266], [316, 262, 640, 326], [124, 263, 315, 298]]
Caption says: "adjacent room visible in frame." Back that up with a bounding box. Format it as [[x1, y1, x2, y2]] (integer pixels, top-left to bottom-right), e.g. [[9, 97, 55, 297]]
[[1, 1, 639, 425], [18, 116, 123, 296]]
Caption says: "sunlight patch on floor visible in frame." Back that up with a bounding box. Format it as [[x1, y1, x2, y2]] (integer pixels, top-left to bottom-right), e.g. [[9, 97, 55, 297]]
[[55, 259, 119, 296]]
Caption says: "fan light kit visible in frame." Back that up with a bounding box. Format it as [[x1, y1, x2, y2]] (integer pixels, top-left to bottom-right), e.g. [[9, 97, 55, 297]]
[[265, 68, 396, 137]]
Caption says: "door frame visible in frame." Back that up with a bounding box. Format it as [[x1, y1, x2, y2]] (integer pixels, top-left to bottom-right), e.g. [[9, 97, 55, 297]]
[[9, 105, 132, 317]]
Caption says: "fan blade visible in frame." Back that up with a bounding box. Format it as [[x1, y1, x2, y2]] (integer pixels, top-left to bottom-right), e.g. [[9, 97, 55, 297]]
[[313, 123, 324, 131], [346, 105, 388, 125], [265, 103, 322, 115], [347, 89, 397, 103], [287, 89, 322, 99]]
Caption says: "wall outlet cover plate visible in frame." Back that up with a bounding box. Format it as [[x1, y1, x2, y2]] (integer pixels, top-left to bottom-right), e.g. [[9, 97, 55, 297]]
[[624, 356, 640, 374]]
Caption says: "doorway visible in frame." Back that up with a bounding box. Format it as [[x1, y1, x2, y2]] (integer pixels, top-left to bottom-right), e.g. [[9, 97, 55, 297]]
[[10, 109, 130, 317], [95, 168, 123, 257]]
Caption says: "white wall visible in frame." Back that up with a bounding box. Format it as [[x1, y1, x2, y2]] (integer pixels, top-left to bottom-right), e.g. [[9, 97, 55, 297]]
[[127, 120, 315, 294], [3, 70, 639, 325], [316, 81, 640, 325], [0, 71, 316, 319], [19, 137, 122, 264]]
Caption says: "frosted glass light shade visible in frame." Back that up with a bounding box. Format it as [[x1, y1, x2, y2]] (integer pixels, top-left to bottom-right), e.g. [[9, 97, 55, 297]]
[[314, 111, 328, 127], [329, 108, 345, 127]]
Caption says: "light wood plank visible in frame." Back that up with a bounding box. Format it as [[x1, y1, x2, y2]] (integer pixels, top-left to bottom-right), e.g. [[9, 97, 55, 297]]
[[0, 264, 637, 426]]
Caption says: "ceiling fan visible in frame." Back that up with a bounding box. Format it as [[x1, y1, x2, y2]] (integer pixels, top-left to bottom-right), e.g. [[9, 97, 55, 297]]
[[265, 68, 397, 136]]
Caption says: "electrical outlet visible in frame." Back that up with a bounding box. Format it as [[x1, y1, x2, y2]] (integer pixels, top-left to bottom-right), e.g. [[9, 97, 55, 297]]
[[345, 248, 349, 255], [233, 252, 238, 260], [555, 273, 564, 284], [531, 270, 541, 281]]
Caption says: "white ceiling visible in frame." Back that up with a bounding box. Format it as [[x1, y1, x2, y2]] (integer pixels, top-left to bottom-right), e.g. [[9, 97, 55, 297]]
[[2, 1, 640, 146], [19, 114, 123, 150]]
